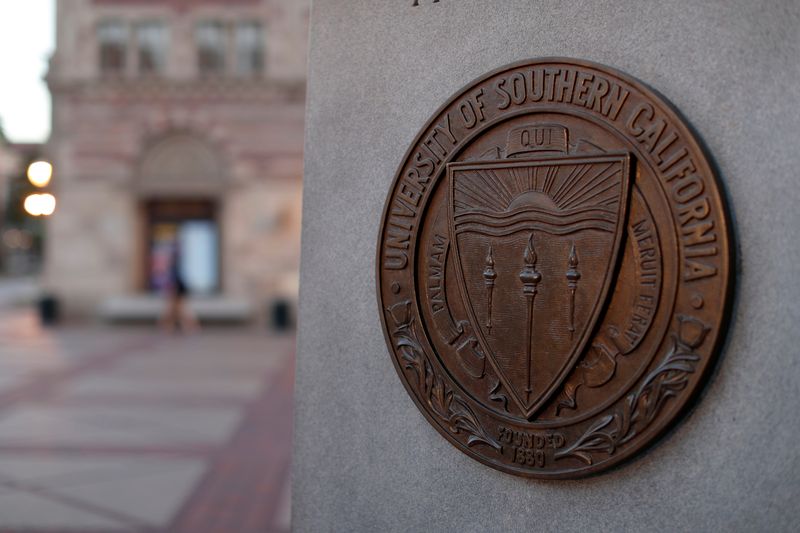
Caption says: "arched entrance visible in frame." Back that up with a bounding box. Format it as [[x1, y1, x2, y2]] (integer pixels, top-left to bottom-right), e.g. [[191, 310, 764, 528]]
[[137, 133, 226, 296]]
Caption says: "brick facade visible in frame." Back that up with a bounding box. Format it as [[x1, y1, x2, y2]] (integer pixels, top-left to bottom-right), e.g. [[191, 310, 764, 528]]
[[45, 0, 309, 318]]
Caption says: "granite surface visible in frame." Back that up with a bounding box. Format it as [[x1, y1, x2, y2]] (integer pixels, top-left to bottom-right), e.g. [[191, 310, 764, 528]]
[[294, 1, 800, 531]]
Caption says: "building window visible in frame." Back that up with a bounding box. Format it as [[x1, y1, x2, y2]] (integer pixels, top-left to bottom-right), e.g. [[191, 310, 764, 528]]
[[235, 21, 263, 76], [137, 21, 168, 74], [196, 21, 226, 75], [98, 20, 127, 74]]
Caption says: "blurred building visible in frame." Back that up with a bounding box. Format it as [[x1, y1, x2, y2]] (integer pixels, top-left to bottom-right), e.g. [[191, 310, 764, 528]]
[[45, 0, 309, 321], [0, 130, 15, 217], [0, 134, 46, 276]]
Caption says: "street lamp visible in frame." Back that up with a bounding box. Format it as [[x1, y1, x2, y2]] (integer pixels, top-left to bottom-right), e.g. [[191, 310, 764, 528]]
[[23, 193, 57, 217], [24, 160, 56, 217], [27, 161, 53, 188], [20, 160, 58, 325]]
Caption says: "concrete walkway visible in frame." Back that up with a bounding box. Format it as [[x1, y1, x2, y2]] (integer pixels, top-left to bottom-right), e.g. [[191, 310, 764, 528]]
[[0, 309, 294, 532]]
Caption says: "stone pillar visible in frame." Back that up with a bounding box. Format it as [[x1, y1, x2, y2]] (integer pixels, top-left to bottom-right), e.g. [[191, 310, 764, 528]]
[[294, 1, 800, 530]]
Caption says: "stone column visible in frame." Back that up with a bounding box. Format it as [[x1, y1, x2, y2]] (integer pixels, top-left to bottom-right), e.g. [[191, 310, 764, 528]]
[[294, 1, 800, 530]]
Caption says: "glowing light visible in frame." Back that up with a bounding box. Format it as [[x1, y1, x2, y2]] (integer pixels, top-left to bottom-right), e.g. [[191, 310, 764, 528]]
[[27, 161, 53, 188], [23, 193, 56, 217], [39, 193, 56, 215], [23, 195, 41, 216]]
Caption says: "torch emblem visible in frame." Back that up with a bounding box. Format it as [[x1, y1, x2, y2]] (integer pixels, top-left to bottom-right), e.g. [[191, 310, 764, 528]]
[[447, 143, 631, 418]]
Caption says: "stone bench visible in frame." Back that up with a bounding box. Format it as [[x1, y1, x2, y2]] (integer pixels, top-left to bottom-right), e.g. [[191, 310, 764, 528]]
[[98, 295, 254, 323]]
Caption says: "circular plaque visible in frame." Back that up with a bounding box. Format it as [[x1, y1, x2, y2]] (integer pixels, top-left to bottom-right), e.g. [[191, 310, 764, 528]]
[[377, 58, 732, 478]]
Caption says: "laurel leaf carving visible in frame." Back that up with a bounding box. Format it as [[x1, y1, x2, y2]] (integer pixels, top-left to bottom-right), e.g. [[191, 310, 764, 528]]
[[387, 301, 502, 452], [555, 315, 709, 464]]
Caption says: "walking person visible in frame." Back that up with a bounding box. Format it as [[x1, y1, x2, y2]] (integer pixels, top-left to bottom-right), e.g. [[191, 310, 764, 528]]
[[160, 243, 199, 333]]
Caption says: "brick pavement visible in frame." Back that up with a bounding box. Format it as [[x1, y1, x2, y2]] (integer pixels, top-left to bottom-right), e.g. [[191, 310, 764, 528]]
[[0, 309, 294, 533]]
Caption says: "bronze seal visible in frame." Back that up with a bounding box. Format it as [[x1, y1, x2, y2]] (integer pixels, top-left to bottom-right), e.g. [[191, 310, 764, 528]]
[[377, 58, 732, 478]]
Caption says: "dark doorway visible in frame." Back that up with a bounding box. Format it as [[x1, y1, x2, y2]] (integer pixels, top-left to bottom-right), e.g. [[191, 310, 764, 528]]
[[144, 199, 220, 295]]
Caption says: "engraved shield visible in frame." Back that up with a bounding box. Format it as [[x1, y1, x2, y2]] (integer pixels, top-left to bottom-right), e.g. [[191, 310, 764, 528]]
[[447, 154, 631, 418]]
